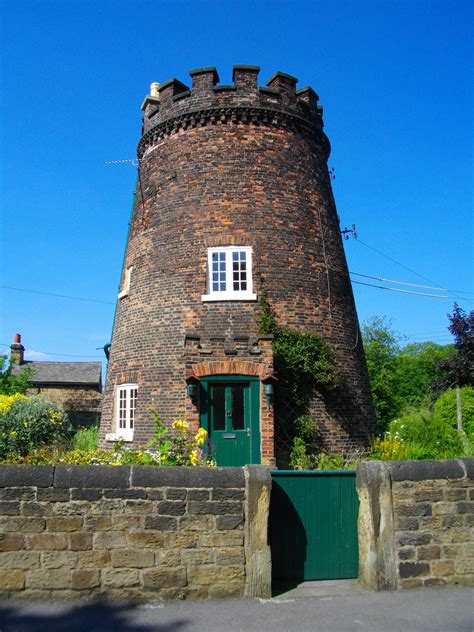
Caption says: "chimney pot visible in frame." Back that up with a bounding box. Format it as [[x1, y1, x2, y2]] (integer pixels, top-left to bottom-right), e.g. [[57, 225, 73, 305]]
[[14, 333, 21, 343]]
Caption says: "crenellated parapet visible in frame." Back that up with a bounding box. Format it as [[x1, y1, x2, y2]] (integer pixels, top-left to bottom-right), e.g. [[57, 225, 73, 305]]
[[139, 65, 327, 158]]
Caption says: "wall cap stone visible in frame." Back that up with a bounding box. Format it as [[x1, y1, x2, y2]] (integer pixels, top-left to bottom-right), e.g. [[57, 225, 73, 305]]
[[0, 465, 54, 487], [54, 465, 131, 489]]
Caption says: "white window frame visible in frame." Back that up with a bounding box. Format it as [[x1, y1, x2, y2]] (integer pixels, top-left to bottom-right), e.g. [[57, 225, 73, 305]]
[[107, 383, 138, 442], [202, 246, 257, 302], [118, 266, 133, 299]]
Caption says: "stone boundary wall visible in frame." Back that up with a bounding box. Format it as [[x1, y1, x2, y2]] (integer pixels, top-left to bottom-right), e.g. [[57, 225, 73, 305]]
[[0, 465, 271, 600], [357, 459, 473, 590]]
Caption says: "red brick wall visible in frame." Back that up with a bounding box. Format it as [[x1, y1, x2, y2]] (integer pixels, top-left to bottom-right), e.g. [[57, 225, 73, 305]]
[[99, 66, 375, 459]]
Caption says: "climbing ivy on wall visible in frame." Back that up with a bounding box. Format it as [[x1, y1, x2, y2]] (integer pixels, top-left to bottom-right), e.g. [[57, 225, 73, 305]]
[[258, 286, 339, 405]]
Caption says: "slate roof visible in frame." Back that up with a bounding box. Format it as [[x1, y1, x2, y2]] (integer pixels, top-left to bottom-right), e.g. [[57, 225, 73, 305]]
[[12, 362, 102, 387]]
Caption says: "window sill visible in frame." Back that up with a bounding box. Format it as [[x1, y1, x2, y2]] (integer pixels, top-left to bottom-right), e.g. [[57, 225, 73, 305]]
[[105, 432, 134, 442], [117, 290, 129, 299], [201, 292, 257, 302]]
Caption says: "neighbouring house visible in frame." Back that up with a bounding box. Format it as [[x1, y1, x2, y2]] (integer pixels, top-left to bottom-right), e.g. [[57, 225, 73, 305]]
[[99, 64, 375, 466], [10, 334, 102, 428]]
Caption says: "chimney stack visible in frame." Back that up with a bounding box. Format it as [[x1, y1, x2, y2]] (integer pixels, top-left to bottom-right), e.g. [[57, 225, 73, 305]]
[[10, 333, 25, 365]]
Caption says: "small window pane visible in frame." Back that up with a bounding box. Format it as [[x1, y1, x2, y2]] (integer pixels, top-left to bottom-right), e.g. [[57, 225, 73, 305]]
[[212, 385, 226, 431], [231, 385, 245, 430], [213, 282, 219, 291], [212, 252, 218, 261], [232, 252, 239, 261]]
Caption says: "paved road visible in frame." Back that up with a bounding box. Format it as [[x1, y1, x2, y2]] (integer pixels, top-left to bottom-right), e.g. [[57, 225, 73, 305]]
[[1, 587, 473, 632]]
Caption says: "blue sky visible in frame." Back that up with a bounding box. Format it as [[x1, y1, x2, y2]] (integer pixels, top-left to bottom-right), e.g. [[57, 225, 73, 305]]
[[1, 0, 472, 373]]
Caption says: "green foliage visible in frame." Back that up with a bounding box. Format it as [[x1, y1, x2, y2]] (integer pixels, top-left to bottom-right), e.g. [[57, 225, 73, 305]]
[[0, 395, 68, 459], [434, 387, 474, 441], [4, 411, 214, 467], [316, 452, 346, 470], [383, 410, 469, 460], [362, 316, 455, 431], [289, 437, 312, 470], [72, 426, 99, 451], [259, 288, 338, 406], [0, 355, 33, 395]]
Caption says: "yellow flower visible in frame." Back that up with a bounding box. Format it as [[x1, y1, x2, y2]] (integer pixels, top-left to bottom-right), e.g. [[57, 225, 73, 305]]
[[172, 419, 189, 432], [23, 422, 28, 428], [189, 449, 200, 466], [194, 428, 208, 446]]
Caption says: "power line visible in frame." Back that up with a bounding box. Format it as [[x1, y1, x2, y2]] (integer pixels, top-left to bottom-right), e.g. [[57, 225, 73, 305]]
[[0, 343, 103, 359], [0, 285, 114, 305], [352, 280, 448, 298], [354, 238, 442, 286], [350, 271, 446, 291]]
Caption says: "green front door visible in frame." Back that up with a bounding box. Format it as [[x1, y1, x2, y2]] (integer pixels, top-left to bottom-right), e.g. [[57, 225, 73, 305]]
[[200, 376, 260, 466]]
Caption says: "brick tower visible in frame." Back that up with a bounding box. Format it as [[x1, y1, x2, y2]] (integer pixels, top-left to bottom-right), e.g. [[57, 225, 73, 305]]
[[99, 65, 375, 465]]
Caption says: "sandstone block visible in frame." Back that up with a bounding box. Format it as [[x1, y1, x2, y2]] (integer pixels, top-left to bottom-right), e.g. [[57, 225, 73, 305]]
[[155, 550, 181, 568], [212, 488, 245, 501], [27, 569, 70, 589], [157, 501, 186, 516], [165, 488, 187, 500], [0, 569, 25, 590], [198, 531, 244, 547], [215, 547, 245, 565], [0, 533, 25, 551], [443, 488, 467, 501], [84, 515, 112, 531], [454, 558, 474, 575], [144, 516, 177, 531], [0, 487, 35, 501], [111, 549, 154, 568], [0, 516, 45, 532], [432, 502, 455, 516], [141, 568, 187, 588], [71, 569, 100, 589], [41, 551, 78, 569], [127, 531, 164, 548], [102, 568, 140, 588], [208, 581, 244, 598], [78, 549, 111, 568], [93, 531, 127, 549], [398, 547, 416, 561], [186, 489, 210, 501], [112, 515, 141, 530], [179, 515, 215, 531], [21, 501, 52, 516], [46, 516, 83, 532], [398, 562, 430, 579], [0, 551, 40, 569], [69, 532, 93, 551], [187, 563, 244, 586], [432, 560, 455, 576], [123, 500, 154, 514], [417, 545, 440, 561], [163, 532, 198, 549], [28, 533, 67, 550], [0, 501, 20, 515], [181, 548, 214, 565]]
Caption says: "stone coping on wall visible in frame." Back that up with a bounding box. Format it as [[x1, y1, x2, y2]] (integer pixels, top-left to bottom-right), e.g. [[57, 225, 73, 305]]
[[356, 459, 473, 591], [0, 465, 272, 600]]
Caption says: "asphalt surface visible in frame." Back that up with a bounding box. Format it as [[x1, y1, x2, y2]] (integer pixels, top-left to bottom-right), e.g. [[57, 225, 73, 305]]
[[0, 586, 473, 632]]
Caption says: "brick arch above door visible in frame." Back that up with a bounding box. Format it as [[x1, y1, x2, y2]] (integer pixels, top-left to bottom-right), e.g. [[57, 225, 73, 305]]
[[187, 360, 272, 380]]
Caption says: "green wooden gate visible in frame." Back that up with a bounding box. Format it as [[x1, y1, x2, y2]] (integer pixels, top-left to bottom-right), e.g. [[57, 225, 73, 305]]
[[269, 470, 359, 582]]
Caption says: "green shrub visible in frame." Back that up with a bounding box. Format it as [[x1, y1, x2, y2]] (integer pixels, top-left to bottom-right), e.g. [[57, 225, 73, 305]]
[[387, 409, 466, 460], [434, 387, 474, 441], [0, 395, 68, 459], [289, 437, 312, 470], [72, 426, 99, 451]]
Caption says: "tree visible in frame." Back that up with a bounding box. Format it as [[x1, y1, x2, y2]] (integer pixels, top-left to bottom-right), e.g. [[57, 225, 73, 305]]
[[362, 316, 401, 431], [431, 303, 474, 396], [0, 355, 33, 395]]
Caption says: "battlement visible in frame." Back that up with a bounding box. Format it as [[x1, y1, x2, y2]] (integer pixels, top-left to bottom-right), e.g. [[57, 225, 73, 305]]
[[141, 65, 324, 137]]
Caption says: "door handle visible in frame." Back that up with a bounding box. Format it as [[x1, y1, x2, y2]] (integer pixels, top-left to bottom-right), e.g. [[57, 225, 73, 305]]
[[246, 428, 251, 437]]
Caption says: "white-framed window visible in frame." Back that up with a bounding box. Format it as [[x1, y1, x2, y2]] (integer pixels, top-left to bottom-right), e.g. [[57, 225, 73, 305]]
[[118, 266, 133, 299], [202, 246, 257, 301], [114, 383, 137, 440]]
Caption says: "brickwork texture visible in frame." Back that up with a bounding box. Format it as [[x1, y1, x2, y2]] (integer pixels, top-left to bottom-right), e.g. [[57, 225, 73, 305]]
[[357, 459, 474, 590], [99, 64, 375, 458], [0, 464, 271, 600]]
